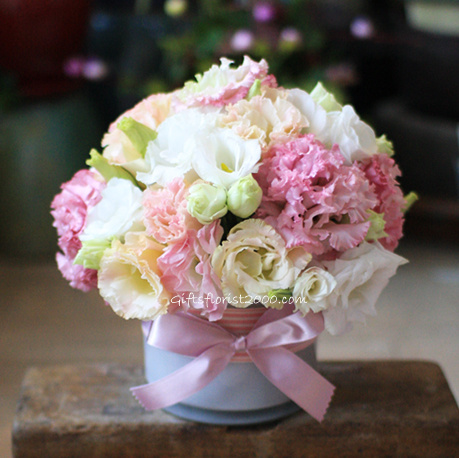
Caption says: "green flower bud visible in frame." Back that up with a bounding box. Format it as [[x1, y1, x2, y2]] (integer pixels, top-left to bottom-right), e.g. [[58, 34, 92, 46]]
[[403, 191, 419, 213], [310, 82, 342, 112], [187, 181, 228, 224], [376, 134, 394, 157], [227, 174, 262, 218], [74, 238, 113, 270], [247, 79, 262, 100], [117, 117, 157, 158], [365, 210, 388, 242]]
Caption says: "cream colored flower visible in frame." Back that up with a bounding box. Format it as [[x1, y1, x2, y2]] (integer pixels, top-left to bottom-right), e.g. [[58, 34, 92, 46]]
[[98, 233, 170, 320], [212, 219, 311, 308], [221, 87, 308, 148], [292, 267, 337, 315]]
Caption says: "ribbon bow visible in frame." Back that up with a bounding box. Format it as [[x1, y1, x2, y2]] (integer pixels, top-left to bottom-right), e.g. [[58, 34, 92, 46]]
[[131, 306, 335, 422]]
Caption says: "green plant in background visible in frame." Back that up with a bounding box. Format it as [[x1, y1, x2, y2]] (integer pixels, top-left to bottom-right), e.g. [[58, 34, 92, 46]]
[[158, 0, 344, 95]]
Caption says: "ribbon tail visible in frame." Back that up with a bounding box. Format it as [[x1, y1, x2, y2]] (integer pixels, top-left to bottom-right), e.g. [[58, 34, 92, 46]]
[[131, 344, 234, 411], [249, 347, 335, 422]]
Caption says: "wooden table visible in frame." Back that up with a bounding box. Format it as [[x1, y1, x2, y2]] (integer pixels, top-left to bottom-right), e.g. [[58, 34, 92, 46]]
[[12, 361, 459, 457]]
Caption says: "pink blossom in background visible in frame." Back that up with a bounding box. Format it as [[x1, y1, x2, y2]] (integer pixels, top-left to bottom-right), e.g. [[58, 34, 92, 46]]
[[359, 154, 405, 251], [143, 177, 201, 244], [255, 134, 378, 257], [50, 169, 105, 291], [253, 2, 276, 23], [231, 29, 254, 52]]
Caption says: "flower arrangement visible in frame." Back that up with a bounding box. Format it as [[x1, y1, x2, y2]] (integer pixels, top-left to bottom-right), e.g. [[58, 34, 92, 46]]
[[52, 56, 411, 332], [51, 56, 414, 420]]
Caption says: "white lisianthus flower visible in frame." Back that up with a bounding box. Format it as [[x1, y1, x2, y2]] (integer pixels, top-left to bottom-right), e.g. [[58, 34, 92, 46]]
[[191, 127, 261, 188], [137, 108, 218, 186], [308, 82, 379, 163], [80, 178, 143, 241], [212, 219, 311, 308], [187, 181, 228, 224], [321, 105, 378, 164], [292, 267, 337, 315], [288, 84, 379, 164], [287, 88, 328, 138], [321, 241, 408, 335], [98, 233, 170, 320]]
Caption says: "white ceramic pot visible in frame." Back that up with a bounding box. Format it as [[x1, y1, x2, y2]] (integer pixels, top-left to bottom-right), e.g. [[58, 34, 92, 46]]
[[143, 307, 317, 425]]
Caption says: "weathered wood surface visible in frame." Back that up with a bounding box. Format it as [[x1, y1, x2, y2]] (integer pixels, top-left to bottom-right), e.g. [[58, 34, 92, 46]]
[[12, 361, 459, 457]]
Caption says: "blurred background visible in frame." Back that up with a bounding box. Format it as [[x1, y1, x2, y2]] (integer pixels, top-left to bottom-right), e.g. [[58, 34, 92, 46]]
[[1, 0, 458, 456]]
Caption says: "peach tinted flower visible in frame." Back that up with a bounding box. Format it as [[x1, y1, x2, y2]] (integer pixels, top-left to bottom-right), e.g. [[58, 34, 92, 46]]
[[143, 178, 201, 244]]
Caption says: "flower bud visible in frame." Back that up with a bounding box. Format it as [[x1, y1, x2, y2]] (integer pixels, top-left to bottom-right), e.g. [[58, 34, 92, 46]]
[[365, 210, 388, 242], [227, 174, 262, 218], [117, 117, 157, 158], [292, 267, 337, 315], [74, 238, 112, 270], [310, 82, 342, 112], [187, 181, 227, 225]]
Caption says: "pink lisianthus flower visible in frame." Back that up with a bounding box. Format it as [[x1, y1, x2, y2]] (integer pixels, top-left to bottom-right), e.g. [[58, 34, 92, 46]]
[[50, 169, 106, 291], [255, 134, 378, 257], [143, 177, 202, 244], [359, 154, 405, 251], [191, 221, 226, 320], [157, 233, 201, 314], [179, 56, 277, 108], [157, 221, 225, 320], [56, 253, 99, 293]]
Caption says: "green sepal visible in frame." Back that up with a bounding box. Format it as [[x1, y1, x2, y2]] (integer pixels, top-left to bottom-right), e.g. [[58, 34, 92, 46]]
[[86, 149, 138, 187], [117, 117, 157, 158], [376, 134, 394, 157], [268, 289, 293, 301], [247, 79, 262, 100], [365, 210, 389, 242]]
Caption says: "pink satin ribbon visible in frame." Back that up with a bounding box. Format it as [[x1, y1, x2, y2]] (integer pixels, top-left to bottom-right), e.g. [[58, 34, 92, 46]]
[[131, 306, 335, 422]]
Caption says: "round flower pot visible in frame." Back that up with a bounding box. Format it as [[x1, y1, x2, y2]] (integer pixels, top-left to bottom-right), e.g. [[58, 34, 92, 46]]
[[143, 307, 317, 425]]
